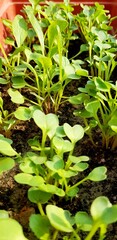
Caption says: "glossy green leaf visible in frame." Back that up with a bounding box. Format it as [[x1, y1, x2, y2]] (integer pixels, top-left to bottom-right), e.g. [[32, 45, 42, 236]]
[[25, 6, 44, 55], [0, 218, 28, 240], [8, 88, 24, 104], [91, 196, 111, 221], [46, 157, 64, 171], [75, 212, 93, 231], [85, 100, 100, 115], [14, 107, 32, 120], [27, 151, 46, 165], [95, 77, 109, 92], [38, 183, 65, 197], [0, 140, 17, 156], [29, 214, 50, 239], [70, 162, 88, 172], [14, 173, 44, 186], [12, 15, 28, 47], [19, 159, 36, 174], [53, 137, 74, 154], [46, 205, 73, 232], [67, 187, 79, 197], [68, 155, 89, 163], [28, 187, 52, 203], [0, 78, 9, 84], [76, 68, 88, 77], [33, 110, 59, 138], [87, 166, 107, 181], [33, 110, 46, 131], [101, 205, 117, 224], [12, 76, 26, 88], [46, 113, 59, 139], [0, 157, 15, 174], [108, 113, 117, 133], [63, 123, 84, 143]]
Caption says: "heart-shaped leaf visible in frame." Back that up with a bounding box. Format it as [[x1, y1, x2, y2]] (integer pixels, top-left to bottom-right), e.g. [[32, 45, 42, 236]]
[[63, 123, 84, 143], [87, 166, 107, 182]]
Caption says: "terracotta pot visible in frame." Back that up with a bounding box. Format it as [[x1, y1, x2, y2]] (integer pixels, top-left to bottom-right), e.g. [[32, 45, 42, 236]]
[[0, 0, 117, 54]]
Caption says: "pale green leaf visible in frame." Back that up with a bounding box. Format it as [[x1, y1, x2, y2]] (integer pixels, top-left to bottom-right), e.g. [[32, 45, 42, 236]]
[[8, 88, 24, 104], [46, 205, 73, 232], [91, 196, 112, 221], [12, 15, 28, 47]]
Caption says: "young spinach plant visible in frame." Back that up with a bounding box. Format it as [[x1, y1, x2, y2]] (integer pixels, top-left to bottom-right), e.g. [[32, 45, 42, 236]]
[[69, 77, 117, 149], [14, 109, 107, 239]]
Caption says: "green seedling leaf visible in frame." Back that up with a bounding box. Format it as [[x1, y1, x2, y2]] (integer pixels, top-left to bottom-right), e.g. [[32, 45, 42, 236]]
[[85, 100, 100, 115], [33, 110, 59, 139], [58, 169, 77, 178], [64, 123, 84, 144], [46, 205, 73, 232], [14, 173, 44, 186], [101, 205, 117, 224], [8, 88, 24, 104], [56, 126, 66, 137], [46, 113, 59, 139], [14, 107, 32, 121], [53, 137, 74, 154], [76, 68, 88, 77], [0, 218, 28, 240], [108, 113, 117, 133], [14, 173, 33, 184], [25, 6, 44, 55], [19, 159, 36, 174], [29, 214, 50, 239], [68, 155, 89, 164], [0, 78, 9, 84], [46, 157, 64, 172], [33, 110, 46, 131], [38, 55, 52, 70], [0, 157, 15, 174], [28, 187, 52, 203], [75, 212, 93, 231], [38, 183, 65, 197], [69, 93, 89, 105], [0, 135, 12, 144], [0, 140, 17, 156], [0, 210, 9, 219], [12, 76, 26, 88], [70, 162, 88, 172], [27, 151, 46, 165], [67, 187, 79, 197], [87, 166, 107, 181], [12, 15, 28, 47], [95, 77, 109, 92], [90, 196, 111, 221]]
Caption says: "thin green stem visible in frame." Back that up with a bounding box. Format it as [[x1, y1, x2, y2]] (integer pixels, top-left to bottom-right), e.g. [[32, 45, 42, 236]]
[[52, 230, 59, 240], [85, 221, 100, 240], [69, 177, 88, 190], [37, 203, 45, 216]]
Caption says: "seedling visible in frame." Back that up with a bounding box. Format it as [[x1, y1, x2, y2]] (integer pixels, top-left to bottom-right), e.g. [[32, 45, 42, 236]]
[[14, 109, 107, 239], [69, 77, 117, 149]]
